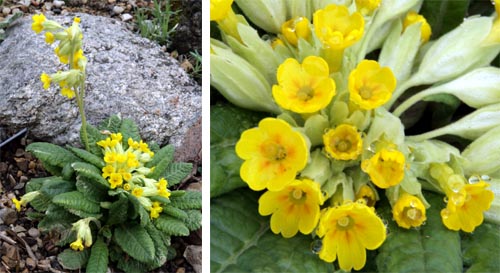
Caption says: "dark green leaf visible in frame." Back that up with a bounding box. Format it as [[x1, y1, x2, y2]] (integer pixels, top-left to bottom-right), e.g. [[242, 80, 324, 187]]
[[145, 223, 169, 270], [211, 189, 334, 273], [146, 145, 175, 168], [57, 248, 90, 270], [114, 223, 155, 263], [420, 0, 470, 39], [170, 191, 201, 210], [117, 258, 148, 273], [52, 191, 101, 213], [26, 142, 80, 169], [86, 238, 109, 273], [462, 222, 500, 272], [61, 162, 75, 180], [210, 104, 265, 197], [162, 206, 188, 220], [81, 123, 106, 157], [72, 162, 110, 189], [147, 156, 173, 180], [120, 118, 141, 149], [98, 115, 123, 133], [106, 194, 129, 226], [76, 176, 108, 203], [67, 146, 106, 169], [376, 192, 462, 273], [39, 177, 76, 197], [38, 204, 79, 231], [155, 216, 190, 236], [163, 162, 193, 186], [183, 210, 202, 231]]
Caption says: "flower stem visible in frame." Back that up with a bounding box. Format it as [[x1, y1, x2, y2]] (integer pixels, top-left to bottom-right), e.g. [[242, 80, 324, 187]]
[[69, 49, 89, 151]]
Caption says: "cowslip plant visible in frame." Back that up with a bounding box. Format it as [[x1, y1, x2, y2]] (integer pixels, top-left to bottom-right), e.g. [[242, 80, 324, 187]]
[[211, 0, 500, 272], [12, 14, 201, 273]]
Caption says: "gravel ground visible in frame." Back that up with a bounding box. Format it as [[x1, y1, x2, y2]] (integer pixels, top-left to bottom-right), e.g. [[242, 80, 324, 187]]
[[0, 1, 202, 272]]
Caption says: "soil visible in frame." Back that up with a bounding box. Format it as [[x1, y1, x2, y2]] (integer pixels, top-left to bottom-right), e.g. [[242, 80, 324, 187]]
[[0, 1, 202, 272]]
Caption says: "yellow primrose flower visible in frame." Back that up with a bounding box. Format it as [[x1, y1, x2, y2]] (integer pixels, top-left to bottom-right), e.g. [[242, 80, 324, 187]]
[[74, 17, 81, 23], [70, 238, 85, 251], [272, 56, 336, 114], [323, 124, 363, 161], [235, 118, 308, 191], [361, 148, 405, 188], [54, 47, 69, 64], [355, 184, 377, 206], [403, 11, 432, 44], [349, 60, 397, 110], [271, 37, 285, 49], [31, 13, 46, 33], [258, 178, 324, 238], [40, 73, 51, 90], [441, 180, 494, 232], [281, 17, 311, 46], [109, 173, 123, 189], [392, 193, 427, 229], [313, 5, 364, 50], [355, 0, 381, 16], [12, 191, 41, 212], [317, 201, 386, 271], [150, 201, 163, 219], [157, 178, 171, 198], [61, 87, 76, 99], [132, 187, 144, 197], [210, 0, 234, 21], [44, 32, 55, 44]]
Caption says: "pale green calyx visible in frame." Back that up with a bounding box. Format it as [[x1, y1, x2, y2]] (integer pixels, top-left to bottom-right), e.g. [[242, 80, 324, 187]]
[[462, 126, 500, 176], [234, 0, 287, 33]]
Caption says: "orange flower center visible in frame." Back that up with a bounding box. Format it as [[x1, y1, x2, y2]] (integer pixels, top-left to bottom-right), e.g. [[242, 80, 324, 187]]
[[289, 188, 307, 204], [337, 215, 353, 230], [405, 207, 422, 221], [262, 141, 288, 161], [335, 139, 352, 152]]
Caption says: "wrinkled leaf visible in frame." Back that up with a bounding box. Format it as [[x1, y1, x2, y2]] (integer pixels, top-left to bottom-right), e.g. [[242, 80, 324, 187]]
[[86, 238, 109, 273], [163, 162, 192, 186], [170, 191, 201, 210], [114, 223, 155, 263], [26, 142, 80, 169], [155, 216, 190, 236], [462, 222, 500, 272], [52, 191, 101, 214], [58, 248, 90, 270]]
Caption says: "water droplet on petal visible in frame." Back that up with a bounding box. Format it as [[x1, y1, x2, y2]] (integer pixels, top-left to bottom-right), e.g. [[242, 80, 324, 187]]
[[443, 196, 449, 203], [481, 175, 491, 182], [409, 200, 417, 208], [441, 209, 450, 219], [311, 239, 322, 254], [468, 175, 480, 184]]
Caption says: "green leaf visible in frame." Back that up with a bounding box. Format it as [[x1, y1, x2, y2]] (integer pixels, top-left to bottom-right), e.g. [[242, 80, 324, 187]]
[[52, 191, 101, 214], [76, 176, 108, 203], [145, 223, 169, 270], [155, 216, 190, 236], [120, 118, 141, 149], [183, 210, 202, 231], [162, 205, 188, 220], [39, 177, 76, 197], [146, 145, 175, 168], [86, 238, 109, 273], [147, 155, 173, 180], [72, 162, 110, 189], [163, 162, 193, 186], [67, 146, 106, 169], [38, 204, 79, 231], [211, 189, 334, 273], [462, 222, 500, 272], [81, 123, 106, 157], [170, 191, 201, 210], [210, 104, 265, 198], [98, 115, 123, 133], [106, 194, 129, 226], [61, 162, 75, 180], [114, 223, 155, 263], [376, 192, 462, 273], [420, 0, 470, 39], [117, 258, 148, 273], [57, 248, 90, 270], [26, 142, 80, 169]]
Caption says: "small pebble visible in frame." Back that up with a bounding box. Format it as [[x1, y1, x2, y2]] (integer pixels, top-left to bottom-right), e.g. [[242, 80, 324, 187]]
[[0, 208, 18, 225], [26, 257, 36, 269], [176, 267, 186, 273], [53, 0, 65, 8], [28, 228, 40, 238], [121, 13, 133, 22], [13, 225, 27, 233], [108, 0, 116, 3], [43, 2, 53, 11], [113, 6, 125, 14], [2, 7, 11, 15]]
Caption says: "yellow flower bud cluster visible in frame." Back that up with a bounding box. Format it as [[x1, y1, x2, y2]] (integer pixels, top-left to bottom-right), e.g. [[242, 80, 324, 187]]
[[32, 14, 86, 99], [98, 133, 171, 219]]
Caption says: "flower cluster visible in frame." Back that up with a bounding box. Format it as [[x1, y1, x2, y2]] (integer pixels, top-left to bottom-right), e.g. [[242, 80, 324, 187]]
[[98, 133, 171, 219], [211, 0, 498, 270]]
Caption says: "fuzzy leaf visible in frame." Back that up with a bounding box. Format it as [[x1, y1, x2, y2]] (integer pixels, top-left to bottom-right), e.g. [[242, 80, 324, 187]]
[[376, 192, 462, 272], [155, 216, 190, 236], [211, 189, 334, 273], [86, 238, 109, 273], [52, 191, 101, 214], [162, 205, 188, 220], [81, 123, 106, 157], [183, 210, 202, 231], [39, 177, 76, 197], [146, 145, 175, 168], [210, 104, 265, 198], [67, 146, 106, 169], [170, 191, 201, 210], [117, 258, 147, 273], [147, 155, 173, 180], [72, 162, 110, 189], [76, 176, 108, 203], [26, 142, 80, 169], [120, 118, 141, 148], [58, 248, 90, 270], [106, 195, 129, 226], [163, 162, 193, 186], [114, 223, 155, 263], [61, 162, 75, 180], [462, 222, 500, 272], [145, 223, 169, 270], [38, 204, 79, 231], [98, 115, 122, 133]]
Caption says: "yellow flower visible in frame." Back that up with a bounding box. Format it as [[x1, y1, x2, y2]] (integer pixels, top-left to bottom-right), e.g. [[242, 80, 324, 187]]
[[323, 124, 362, 161], [12, 198, 22, 212], [361, 148, 405, 188], [272, 56, 336, 114], [31, 13, 46, 34], [403, 11, 432, 44], [313, 5, 364, 50], [157, 178, 171, 198], [355, 184, 377, 206], [349, 60, 397, 110], [74, 17, 81, 23], [235, 118, 308, 191], [150, 201, 163, 219], [258, 178, 324, 238], [70, 238, 84, 251], [44, 32, 55, 44], [102, 165, 115, 178], [271, 38, 285, 49], [72, 49, 87, 70], [12, 191, 41, 212], [441, 180, 494, 232], [210, 0, 234, 21], [40, 73, 51, 90], [355, 0, 381, 15], [317, 201, 386, 271], [61, 87, 75, 99], [392, 193, 427, 229], [54, 47, 69, 64], [109, 173, 123, 189], [281, 17, 311, 46], [132, 187, 144, 197]]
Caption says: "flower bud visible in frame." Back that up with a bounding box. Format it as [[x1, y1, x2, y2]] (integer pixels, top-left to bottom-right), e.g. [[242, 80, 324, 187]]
[[462, 126, 500, 176], [234, 0, 287, 33], [211, 39, 280, 114], [484, 178, 500, 224], [281, 17, 311, 47], [285, 0, 313, 20], [41, 19, 63, 32], [304, 114, 329, 146], [300, 149, 332, 185]]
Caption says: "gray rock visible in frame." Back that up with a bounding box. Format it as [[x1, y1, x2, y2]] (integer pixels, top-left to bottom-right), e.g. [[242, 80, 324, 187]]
[[113, 6, 125, 15], [120, 13, 133, 22], [53, 0, 65, 8], [0, 14, 201, 148]]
